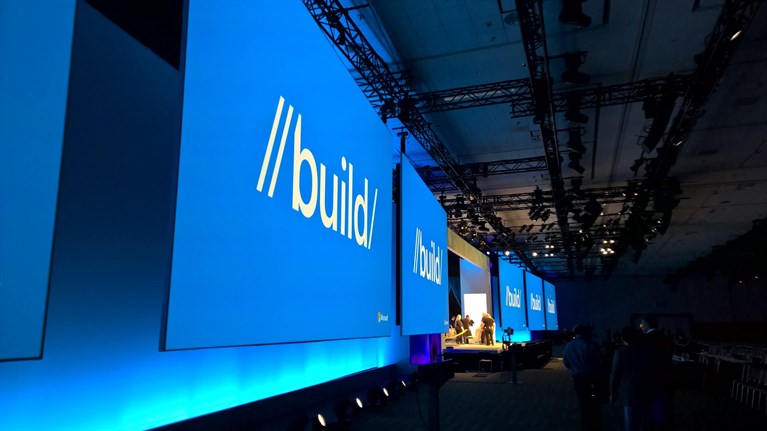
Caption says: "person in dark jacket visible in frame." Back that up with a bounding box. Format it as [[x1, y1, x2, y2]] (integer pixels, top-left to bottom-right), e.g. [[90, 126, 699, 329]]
[[611, 325, 651, 431], [563, 324, 604, 430]]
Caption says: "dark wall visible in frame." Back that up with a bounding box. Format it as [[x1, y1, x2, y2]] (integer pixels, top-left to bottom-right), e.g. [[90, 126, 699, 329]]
[[556, 273, 767, 342]]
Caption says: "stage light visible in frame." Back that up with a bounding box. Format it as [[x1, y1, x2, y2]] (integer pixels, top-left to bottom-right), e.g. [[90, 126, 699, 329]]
[[568, 157, 586, 174], [559, 0, 592, 27], [540, 209, 552, 222], [525, 224, 534, 233], [312, 413, 327, 430], [567, 130, 587, 154], [561, 51, 590, 84], [730, 29, 743, 41], [519, 224, 528, 233], [565, 96, 589, 124], [504, 250, 510, 256], [531, 251, 539, 257], [579, 198, 603, 229]]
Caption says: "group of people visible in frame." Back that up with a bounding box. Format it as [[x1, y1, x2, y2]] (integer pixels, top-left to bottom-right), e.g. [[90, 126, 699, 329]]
[[563, 317, 674, 431], [451, 313, 496, 346]]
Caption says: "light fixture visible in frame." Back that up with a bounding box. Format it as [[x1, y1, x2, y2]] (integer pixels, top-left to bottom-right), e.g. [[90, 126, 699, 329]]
[[559, 0, 592, 27], [568, 151, 586, 174], [730, 30, 743, 41], [531, 251, 539, 257], [565, 95, 589, 124], [561, 51, 590, 84], [567, 129, 587, 153], [312, 413, 327, 430], [540, 209, 552, 222], [504, 250, 510, 256]]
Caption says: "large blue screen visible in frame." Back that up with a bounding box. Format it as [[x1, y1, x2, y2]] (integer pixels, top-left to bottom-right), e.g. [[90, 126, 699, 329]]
[[165, 0, 393, 349], [0, 1, 74, 360], [399, 156, 448, 335], [543, 280, 558, 330], [498, 259, 528, 341], [525, 271, 545, 330]]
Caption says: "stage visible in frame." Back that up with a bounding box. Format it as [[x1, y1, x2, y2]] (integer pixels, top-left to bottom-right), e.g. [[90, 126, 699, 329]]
[[443, 339, 553, 372], [444, 342, 503, 354]]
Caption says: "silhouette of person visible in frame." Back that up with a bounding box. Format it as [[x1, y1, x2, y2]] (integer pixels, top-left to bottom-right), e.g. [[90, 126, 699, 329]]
[[454, 314, 465, 344], [563, 324, 603, 430], [480, 313, 495, 346], [611, 325, 651, 431], [462, 314, 474, 344], [639, 316, 674, 430]]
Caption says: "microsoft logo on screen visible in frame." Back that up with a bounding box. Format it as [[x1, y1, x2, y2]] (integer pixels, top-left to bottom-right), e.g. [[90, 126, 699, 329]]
[[505, 286, 521, 308], [412, 227, 443, 285], [547, 298, 556, 314], [530, 293, 542, 311], [257, 97, 379, 249]]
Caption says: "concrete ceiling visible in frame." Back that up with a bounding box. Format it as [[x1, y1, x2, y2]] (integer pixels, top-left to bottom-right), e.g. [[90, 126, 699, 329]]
[[336, 0, 767, 281]]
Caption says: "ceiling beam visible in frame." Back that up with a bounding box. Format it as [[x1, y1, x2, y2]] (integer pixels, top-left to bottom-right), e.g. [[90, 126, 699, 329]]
[[515, 0, 574, 277], [418, 156, 548, 191], [302, 0, 534, 267]]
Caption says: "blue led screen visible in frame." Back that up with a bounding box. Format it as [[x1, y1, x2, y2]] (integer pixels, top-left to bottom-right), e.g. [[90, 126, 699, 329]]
[[498, 259, 530, 341], [0, 0, 75, 360], [0, 3, 410, 430], [399, 156, 449, 335], [525, 271, 545, 330], [543, 280, 558, 330], [165, 0, 393, 349]]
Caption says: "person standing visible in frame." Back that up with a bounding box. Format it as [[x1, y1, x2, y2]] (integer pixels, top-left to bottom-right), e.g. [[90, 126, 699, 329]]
[[480, 313, 495, 346], [610, 325, 651, 431], [454, 314, 465, 344], [563, 324, 604, 431], [640, 316, 674, 430], [462, 314, 474, 344]]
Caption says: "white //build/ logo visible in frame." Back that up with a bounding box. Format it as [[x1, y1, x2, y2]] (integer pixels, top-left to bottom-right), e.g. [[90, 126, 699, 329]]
[[505, 286, 521, 308], [257, 97, 379, 249], [530, 293, 542, 311], [412, 228, 443, 285], [547, 298, 556, 314]]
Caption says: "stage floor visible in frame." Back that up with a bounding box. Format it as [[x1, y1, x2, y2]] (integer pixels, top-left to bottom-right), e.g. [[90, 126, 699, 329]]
[[444, 343, 502, 354]]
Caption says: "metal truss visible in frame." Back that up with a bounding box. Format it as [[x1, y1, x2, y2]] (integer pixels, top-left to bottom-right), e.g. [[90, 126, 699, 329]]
[[418, 156, 548, 191], [404, 73, 693, 117], [303, 0, 534, 267], [415, 78, 532, 112], [302, 0, 467, 202], [652, 0, 763, 178], [442, 185, 631, 212], [515, 0, 573, 276]]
